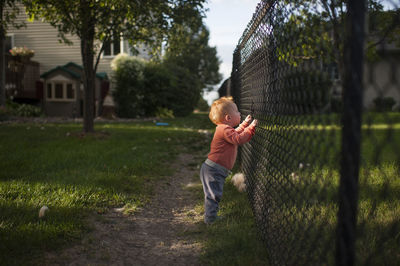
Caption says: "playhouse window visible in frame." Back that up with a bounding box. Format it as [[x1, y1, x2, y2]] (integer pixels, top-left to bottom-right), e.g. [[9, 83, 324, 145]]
[[55, 83, 63, 98], [67, 84, 74, 98], [46, 81, 76, 101], [47, 83, 52, 98]]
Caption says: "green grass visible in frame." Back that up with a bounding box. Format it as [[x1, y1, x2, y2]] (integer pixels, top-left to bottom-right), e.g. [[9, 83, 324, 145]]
[[0, 113, 212, 265], [1, 111, 399, 265], [238, 111, 400, 265], [177, 112, 399, 265], [196, 179, 271, 266]]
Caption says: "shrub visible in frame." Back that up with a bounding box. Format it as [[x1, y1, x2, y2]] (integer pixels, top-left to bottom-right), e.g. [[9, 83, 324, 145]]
[[145, 61, 201, 117], [13, 103, 42, 117], [142, 61, 172, 116], [154, 107, 174, 119], [0, 105, 11, 121], [373, 96, 396, 112], [2, 101, 43, 118], [196, 96, 210, 112], [111, 56, 146, 118], [161, 62, 201, 117], [112, 56, 202, 118]]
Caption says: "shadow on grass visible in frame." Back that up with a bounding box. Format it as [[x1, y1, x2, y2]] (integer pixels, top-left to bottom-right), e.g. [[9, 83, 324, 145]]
[[240, 119, 400, 265], [0, 122, 209, 192], [0, 119, 209, 265], [0, 201, 88, 266]]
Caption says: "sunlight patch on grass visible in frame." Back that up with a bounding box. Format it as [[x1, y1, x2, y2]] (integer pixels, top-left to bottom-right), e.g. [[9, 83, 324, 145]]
[[0, 118, 206, 265]]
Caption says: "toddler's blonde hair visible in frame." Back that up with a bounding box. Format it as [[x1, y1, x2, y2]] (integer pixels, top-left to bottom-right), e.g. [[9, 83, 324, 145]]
[[209, 96, 235, 125]]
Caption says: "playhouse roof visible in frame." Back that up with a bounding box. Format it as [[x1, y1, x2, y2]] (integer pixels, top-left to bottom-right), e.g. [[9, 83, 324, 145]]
[[40, 62, 108, 80]]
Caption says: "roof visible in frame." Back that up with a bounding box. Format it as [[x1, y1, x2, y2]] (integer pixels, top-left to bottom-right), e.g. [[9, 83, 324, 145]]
[[40, 65, 80, 79], [41, 62, 108, 80]]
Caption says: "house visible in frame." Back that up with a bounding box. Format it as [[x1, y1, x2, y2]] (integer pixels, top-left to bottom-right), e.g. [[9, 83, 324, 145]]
[[5, 3, 151, 117], [363, 42, 400, 110]]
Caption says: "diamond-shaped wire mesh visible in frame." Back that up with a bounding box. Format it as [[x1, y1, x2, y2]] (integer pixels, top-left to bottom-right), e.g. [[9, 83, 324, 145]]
[[227, 0, 400, 265], [357, 1, 400, 264]]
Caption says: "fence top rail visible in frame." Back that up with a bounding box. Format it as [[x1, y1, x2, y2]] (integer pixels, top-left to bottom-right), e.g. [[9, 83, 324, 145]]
[[237, 0, 274, 50]]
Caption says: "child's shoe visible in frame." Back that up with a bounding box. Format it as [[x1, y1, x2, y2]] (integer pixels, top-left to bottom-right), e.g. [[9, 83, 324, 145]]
[[205, 215, 224, 225]]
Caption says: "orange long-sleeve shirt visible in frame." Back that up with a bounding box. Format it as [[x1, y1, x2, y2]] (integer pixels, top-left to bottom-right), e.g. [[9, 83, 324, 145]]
[[207, 121, 255, 170]]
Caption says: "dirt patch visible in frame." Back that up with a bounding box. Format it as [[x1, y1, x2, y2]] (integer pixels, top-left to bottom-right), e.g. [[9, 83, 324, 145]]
[[44, 153, 205, 265]]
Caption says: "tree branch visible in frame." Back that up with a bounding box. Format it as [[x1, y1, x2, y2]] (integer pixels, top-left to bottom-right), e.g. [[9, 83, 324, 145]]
[[320, 0, 334, 21], [94, 39, 107, 74], [367, 10, 400, 50]]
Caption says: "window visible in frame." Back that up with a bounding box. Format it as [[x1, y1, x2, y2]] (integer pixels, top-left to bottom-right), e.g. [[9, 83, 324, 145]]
[[46, 81, 76, 101], [331, 64, 339, 80], [5, 35, 14, 54], [67, 84, 74, 98], [55, 83, 63, 98], [103, 31, 123, 57], [47, 83, 52, 98], [324, 63, 339, 81]]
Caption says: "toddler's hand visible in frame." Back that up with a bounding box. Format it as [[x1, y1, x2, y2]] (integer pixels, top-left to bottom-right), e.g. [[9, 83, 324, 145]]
[[250, 119, 258, 127], [244, 115, 252, 123]]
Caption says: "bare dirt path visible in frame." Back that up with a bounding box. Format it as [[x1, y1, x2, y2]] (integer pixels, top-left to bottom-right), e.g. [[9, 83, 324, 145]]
[[44, 153, 205, 266]]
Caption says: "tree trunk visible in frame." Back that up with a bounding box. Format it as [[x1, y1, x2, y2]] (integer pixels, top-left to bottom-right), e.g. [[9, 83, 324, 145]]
[[81, 27, 95, 133], [0, 36, 5, 107], [0, 3, 5, 107]]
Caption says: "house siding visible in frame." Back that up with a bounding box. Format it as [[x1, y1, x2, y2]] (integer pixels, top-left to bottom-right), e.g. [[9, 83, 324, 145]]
[[8, 4, 82, 74], [7, 3, 148, 79], [45, 101, 77, 117]]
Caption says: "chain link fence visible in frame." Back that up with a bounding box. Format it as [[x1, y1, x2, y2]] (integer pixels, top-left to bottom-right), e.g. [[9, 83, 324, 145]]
[[227, 0, 400, 264]]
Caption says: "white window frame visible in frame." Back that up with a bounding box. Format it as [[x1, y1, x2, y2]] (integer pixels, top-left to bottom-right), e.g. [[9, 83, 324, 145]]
[[46, 81, 76, 102], [102, 33, 124, 58]]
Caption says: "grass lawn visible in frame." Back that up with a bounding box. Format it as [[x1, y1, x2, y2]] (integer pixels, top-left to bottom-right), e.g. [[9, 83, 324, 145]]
[[189, 177, 272, 266], [0, 113, 214, 265], [238, 111, 400, 265], [1, 112, 399, 265], [188, 111, 399, 265]]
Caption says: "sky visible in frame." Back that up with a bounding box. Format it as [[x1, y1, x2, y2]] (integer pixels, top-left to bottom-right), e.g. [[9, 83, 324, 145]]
[[203, 0, 260, 104]]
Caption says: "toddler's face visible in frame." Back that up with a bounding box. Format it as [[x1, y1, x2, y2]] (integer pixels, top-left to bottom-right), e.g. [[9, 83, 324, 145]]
[[227, 103, 241, 127]]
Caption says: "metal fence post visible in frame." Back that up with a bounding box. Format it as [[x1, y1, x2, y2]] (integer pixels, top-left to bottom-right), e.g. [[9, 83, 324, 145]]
[[336, 0, 366, 265]]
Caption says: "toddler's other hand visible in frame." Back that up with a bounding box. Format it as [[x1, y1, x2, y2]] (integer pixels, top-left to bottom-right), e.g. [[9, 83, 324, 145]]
[[250, 119, 258, 127], [244, 115, 252, 123]]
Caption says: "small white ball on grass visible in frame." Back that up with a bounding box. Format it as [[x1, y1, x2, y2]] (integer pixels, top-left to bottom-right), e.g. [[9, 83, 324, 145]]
[[39, 205, 49, 218], [290, 172, 300, 182], [231, 173, 246, 192]]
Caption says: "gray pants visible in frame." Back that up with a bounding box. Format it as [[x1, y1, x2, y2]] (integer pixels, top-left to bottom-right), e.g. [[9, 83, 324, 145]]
[[199, 159, 230, 223]]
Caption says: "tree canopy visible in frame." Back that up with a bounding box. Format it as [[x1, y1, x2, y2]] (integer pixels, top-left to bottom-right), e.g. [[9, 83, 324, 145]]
[[22, 0, 207, 132], [271, 0, 399, 79], [165, 23, 222, 92], [111, 5, 222, 118]]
